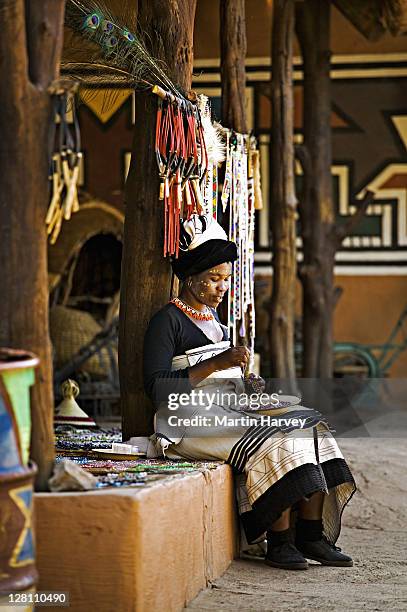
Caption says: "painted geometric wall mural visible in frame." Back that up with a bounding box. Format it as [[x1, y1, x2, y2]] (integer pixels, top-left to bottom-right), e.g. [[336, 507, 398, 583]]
[[73, 55, 407, 274]]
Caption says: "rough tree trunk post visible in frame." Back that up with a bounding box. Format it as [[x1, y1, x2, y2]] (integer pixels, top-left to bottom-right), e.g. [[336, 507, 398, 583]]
[[220, 0, 247, 134], [295, 1, 374, 378], [219, 0, 248, 337], [120, 0, 197, 439], [269, 0, 297, 386], [0, 0, 66, 490], [295, 0, 335, 378]]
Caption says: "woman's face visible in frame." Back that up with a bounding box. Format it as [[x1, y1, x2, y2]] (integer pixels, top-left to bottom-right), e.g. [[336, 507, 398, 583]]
[[189, 262, 232, 308]]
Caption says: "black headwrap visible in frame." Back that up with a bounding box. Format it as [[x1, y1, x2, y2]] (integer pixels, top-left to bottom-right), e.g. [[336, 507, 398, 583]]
[[171, 238, 237, 281], [170, 215, 237, 281]]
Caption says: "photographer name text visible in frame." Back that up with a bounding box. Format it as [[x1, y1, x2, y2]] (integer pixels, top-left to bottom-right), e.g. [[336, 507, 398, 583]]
[[167, 415, 308, 428]]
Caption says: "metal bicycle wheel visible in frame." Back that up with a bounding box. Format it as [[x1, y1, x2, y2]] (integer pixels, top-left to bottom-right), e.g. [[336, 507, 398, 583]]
[[333, 344, 379, 378]]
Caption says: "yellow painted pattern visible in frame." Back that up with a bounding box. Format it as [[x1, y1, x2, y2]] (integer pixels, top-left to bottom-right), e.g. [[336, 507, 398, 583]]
[[79, 88, 133, 123], [8, 485, 34, 568]]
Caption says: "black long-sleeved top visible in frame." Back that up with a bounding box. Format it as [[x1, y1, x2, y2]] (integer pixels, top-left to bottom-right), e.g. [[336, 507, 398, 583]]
[[143, 303, 228, 406]]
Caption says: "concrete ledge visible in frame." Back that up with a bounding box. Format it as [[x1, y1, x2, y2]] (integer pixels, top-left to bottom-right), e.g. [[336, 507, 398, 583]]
[[34, 464, 238, 612]]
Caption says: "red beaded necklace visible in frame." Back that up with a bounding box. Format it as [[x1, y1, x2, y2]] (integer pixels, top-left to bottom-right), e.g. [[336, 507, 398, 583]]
[[170, 297, 214, 321]]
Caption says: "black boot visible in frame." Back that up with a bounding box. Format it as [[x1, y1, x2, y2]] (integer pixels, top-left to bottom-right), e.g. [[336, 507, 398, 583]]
[[265, 528, 308, 570], [296, 518, 353, 567]]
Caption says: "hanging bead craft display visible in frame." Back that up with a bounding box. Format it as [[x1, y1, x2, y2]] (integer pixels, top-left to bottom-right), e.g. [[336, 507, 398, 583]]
[[63, 1, 262, 357], [154, 89, 208, 257], [61, 0, 191, 251], [63, 2, 256, 265], [154, 92, 229, 257], [249, 145, 263, 211], [197, 95, 226, 220], [221, 131, 257, 370], [247, 137, 261, 364], [46, 93, 82, 244]]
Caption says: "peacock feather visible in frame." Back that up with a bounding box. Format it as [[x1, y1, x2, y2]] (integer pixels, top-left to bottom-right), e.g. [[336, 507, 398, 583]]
[[63, 0, 183, 98]]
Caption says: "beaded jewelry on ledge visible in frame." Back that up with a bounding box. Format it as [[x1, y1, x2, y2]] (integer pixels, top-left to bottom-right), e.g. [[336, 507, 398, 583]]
[[170, 297, 214, 321]]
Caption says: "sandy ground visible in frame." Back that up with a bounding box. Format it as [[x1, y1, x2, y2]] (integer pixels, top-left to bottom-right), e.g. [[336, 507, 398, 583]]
[[186, 437, 407, 611]]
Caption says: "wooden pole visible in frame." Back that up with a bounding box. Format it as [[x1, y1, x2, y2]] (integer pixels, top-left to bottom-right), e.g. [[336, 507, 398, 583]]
[[220, 0, 247, 134], [119, 0, 197, 439], [296, 0, 335, 378], [296, 0, 374, 378], [219, 0, 249, 339], [269, 0, 297, 385], [0, 0, 66, 490]]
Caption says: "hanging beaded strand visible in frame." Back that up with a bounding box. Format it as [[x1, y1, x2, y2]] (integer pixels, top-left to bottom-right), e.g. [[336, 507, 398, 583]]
[[247, 136, 257, 369], [197, 95, 224, 219], [155, 94, 208, 258], [232, 133, 243, 347], [221, 129, 258, 362], [212, 163, 218, 220], [155, 97, 259, 359]]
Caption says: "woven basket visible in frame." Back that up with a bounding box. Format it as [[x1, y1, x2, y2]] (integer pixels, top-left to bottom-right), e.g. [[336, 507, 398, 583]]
[[50, 305, 117, 378]]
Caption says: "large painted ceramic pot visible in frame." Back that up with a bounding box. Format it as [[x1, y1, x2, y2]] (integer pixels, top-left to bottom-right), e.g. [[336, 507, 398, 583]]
[[0, 348, 39, 594]]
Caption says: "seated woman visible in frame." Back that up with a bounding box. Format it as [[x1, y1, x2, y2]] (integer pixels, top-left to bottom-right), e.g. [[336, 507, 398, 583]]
[[143, 214, 356, 571]]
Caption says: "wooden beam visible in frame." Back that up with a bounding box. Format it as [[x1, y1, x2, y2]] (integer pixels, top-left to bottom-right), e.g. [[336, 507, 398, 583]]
[[119, 0, 197, 439], [269, 0, 297, 384], [220, 0, 247, 133], [296, 0, 336, 378], [219, 0, 249, 339], [0, 0, 66, 490]]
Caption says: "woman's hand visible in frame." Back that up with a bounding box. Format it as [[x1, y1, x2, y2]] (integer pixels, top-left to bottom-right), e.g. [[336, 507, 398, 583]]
[[212, 346, 250, 371], [188, 346, 250, 388]]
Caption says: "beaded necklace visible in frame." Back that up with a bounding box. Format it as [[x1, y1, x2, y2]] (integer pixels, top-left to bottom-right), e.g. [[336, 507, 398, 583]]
[[170, 297, 214, 321]]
